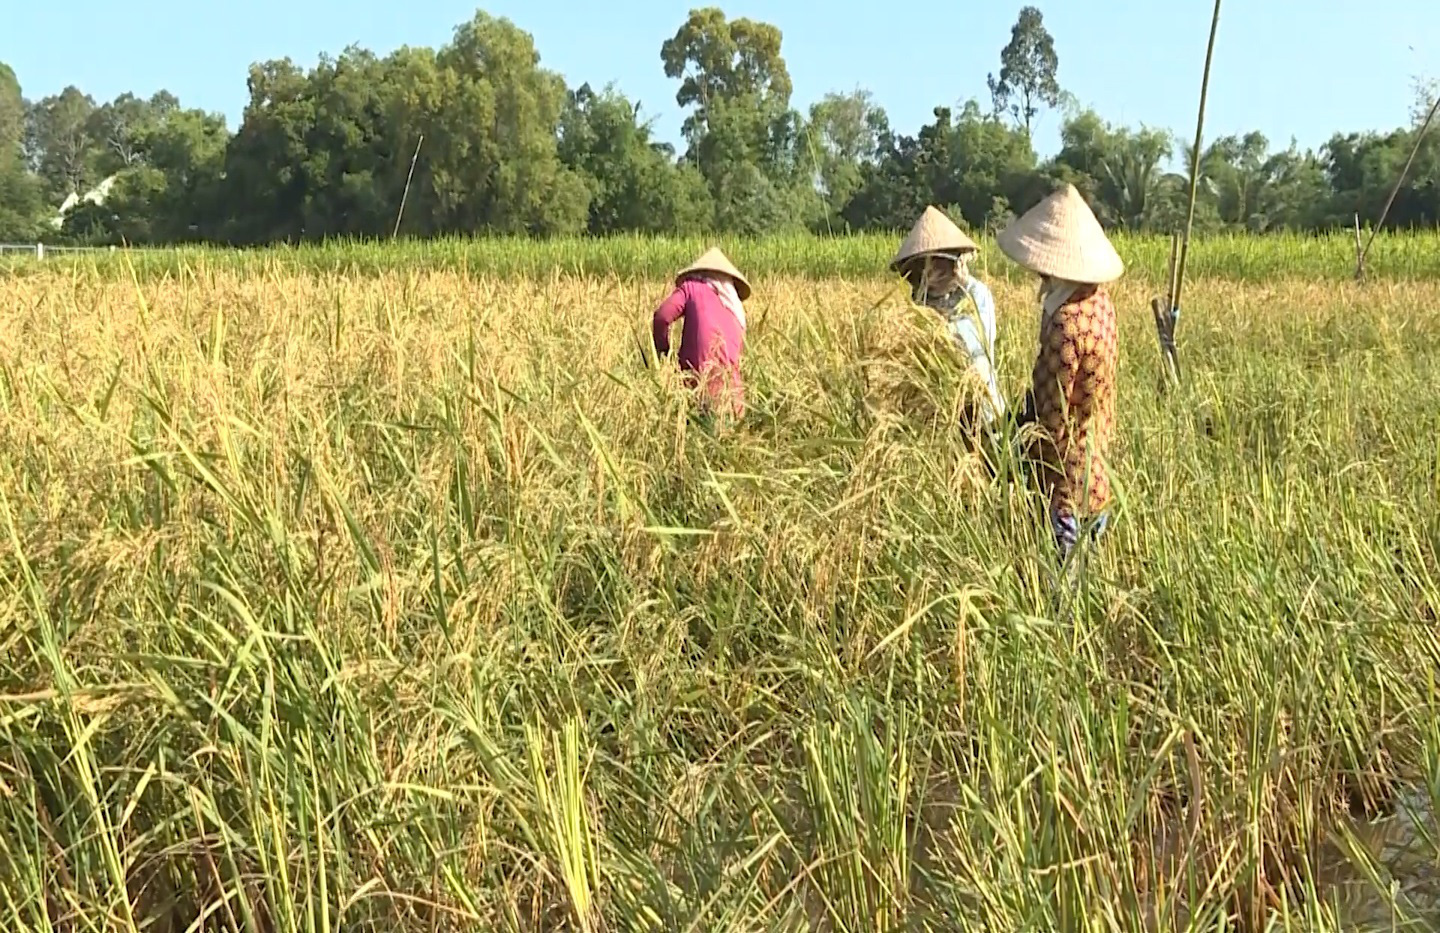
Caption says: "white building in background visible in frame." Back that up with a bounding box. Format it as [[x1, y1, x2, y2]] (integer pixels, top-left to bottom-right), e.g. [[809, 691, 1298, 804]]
[[52, 173, 119, 229]]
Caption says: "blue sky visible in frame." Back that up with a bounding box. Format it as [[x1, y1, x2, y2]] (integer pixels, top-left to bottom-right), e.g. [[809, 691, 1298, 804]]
[[4, 0, 1437, 162]]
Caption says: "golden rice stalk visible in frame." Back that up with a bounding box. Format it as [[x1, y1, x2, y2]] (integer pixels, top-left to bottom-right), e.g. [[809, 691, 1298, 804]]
[[859, 298, 990, 434]]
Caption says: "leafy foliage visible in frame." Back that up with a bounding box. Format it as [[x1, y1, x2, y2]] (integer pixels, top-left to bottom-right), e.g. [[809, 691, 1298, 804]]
[[987, 6, 1063, 134], [2, 7, 1439, 246]]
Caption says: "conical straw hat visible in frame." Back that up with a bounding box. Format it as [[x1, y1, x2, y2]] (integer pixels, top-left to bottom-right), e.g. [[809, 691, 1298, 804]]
[[996, 183, 1123, 283], [677, 246, 752, 300], [890, 206, 979, 271]]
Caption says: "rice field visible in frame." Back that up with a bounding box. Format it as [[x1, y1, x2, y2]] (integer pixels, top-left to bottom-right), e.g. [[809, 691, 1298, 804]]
[[1, 238, 1439, 932], [5, 227, 1440, 283]]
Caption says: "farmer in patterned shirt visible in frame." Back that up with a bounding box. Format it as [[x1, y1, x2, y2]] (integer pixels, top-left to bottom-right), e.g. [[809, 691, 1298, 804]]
[[890, 206, 1005, 430], [997, 183, 1124, 562]]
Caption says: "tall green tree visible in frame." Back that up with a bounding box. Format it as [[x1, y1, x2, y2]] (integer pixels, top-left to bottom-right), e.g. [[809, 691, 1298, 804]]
[[219, 14, 590, 244], [1049, 109, 1172, 229], [220, 58, 319, 243], [434, 12, 589, 234], [558, 82, 712, 234], [660, 8, 818, 231], [57, 95, 229, 245], [1322, 126, 1440, 230], [841, 101, 1036, 232], [0, 156, 44, 240], [1410, 75, 1439, 127], [85, 91, 180, 177], [27, 86, 99, 201], [0, 61, 44, 239], [1186, 132, 1329, 232], [803, 90, 889, 229], [987, 6, 1062, 136], [0, 63, 24, 154], [660, 7, 792, 146]]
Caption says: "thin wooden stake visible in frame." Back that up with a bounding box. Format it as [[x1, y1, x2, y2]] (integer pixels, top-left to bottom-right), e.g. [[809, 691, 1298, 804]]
[[1174, 0, 1222, 314], [1151, 235, 1181, 387], [1357, 93, 1440, 275], [1169, 232, 1182, 305], [1353, 213, 1364, 281], [1151, 0, 1221, 392], [392, 134, 424, 239]]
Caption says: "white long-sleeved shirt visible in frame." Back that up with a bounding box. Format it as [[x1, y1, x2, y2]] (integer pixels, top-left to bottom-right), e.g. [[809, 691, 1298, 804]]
[[942, 276, 1004, 424]]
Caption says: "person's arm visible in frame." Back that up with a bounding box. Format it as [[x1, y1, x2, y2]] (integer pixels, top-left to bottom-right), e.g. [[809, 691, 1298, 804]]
[[652, 284, 686, 356], [967, 277, 998, 361]]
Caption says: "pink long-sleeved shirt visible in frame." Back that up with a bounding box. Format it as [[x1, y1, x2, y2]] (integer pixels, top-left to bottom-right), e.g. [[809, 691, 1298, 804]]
[[652, 279, 746, 416]]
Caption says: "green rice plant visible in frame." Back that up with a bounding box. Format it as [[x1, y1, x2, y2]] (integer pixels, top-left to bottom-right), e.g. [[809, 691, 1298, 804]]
[[4, 228, 1440, 284], [799, 691, 915, 932], [526, 718, 602, 931]]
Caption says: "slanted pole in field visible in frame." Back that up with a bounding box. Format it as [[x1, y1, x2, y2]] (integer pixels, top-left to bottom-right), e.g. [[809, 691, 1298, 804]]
[[1355, 92, 1440, 281], [392, 134, 425, 239], [1354, 213, 1365, 280], [1150, 234, 1182, 387], [1152, 0, 1222, 393]]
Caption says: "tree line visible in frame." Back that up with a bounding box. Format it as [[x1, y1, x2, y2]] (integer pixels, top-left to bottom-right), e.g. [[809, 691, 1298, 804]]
[[2, 5, 1438, 246]]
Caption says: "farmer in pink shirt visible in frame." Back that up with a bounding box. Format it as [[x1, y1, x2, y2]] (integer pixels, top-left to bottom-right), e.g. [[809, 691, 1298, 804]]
[[652, 247, 750, 424]]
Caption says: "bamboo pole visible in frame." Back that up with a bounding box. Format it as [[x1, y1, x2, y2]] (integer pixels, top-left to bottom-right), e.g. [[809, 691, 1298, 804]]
[[1355, 92, 1440, 279], [1353, 213, 1364, 280], [392, 134, 425, 239], [1150, 234, 1181, 387], [1151, 0, 1222, 392]]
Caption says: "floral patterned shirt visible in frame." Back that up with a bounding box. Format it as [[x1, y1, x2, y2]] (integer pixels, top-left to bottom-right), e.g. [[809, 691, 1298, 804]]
[[1028, 284, 1118, 518]]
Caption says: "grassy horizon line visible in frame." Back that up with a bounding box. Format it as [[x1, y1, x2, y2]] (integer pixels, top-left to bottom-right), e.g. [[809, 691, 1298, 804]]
[[4, 228, 1439, 283]]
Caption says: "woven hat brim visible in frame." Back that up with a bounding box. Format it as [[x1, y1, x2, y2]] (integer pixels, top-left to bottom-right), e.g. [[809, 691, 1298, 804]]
[[997, 227, 1124, 283], [677, 248, 752, 300], [891, 207, 979, 271], [891, 251, 970, 274], [996, 186, 1124, 283]]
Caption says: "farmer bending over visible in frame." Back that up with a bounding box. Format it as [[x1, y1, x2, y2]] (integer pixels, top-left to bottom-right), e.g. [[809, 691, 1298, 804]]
[[891, 206, 1004, 430], [652, 247, 750, 426], [998, 184, 1122, 562]]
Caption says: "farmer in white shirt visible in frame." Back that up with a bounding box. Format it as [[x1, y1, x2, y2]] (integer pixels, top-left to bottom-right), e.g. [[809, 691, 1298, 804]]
[[890, 206, 1004, 429]]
